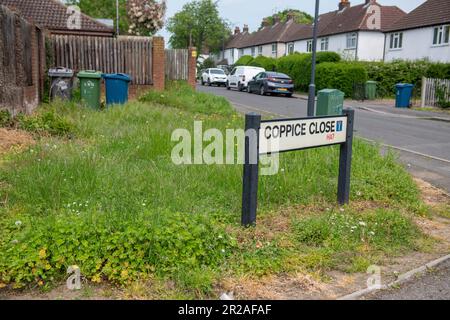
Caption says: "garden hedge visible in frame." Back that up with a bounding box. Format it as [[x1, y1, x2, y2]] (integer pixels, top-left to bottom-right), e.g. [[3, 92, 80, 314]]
[[316, 62, 368, 97]]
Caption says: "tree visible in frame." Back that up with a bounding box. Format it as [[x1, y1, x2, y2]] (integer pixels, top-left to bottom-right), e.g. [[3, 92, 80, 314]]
[[167, 0, 230, 54], [260, 9, 313, 29], [127, 0, 166, 36], [67, 0, 130, 34]]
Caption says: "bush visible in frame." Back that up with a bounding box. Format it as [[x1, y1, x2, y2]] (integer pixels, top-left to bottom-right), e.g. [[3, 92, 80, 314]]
[[15, 109, 73, 137], [234, 55, 254, 66], [316, 62, 368, 97], [277, 52, 341, 91], [359, 60, 450, 97], [0, 109, 12, 127], [248, 56, 277, 71]]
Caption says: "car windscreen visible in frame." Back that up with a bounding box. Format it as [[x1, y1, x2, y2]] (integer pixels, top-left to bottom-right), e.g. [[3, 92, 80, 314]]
[[210, 69, 225, 75]]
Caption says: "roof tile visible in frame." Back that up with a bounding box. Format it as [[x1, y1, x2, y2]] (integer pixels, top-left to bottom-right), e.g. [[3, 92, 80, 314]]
[[0, 0, 113, 34]]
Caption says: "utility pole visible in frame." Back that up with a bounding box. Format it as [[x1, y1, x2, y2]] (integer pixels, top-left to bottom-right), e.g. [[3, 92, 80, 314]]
[[307, 0, 320, 117], [116, 0, 120, 35]]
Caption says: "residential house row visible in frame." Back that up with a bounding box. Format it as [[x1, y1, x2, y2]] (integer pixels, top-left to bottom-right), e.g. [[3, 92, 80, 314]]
[[215, 0, 450, 65]]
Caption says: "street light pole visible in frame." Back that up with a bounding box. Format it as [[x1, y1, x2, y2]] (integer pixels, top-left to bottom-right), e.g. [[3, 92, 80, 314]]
[[307, 0, 320, 117]]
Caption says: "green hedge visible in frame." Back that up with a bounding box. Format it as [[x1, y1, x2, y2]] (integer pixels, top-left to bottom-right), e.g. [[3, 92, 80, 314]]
[[277, 52, 341, 91], [234, 55, 254, 66], [316, 63, 368, 97], [248, 56, 278, 71], [359, 60, 450, 96]]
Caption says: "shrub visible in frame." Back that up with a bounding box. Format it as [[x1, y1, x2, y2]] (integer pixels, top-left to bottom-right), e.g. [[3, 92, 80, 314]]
[[0, 109, 12, 127], [15, 109, 73, 137], [316, 62, 368, 97], [358, 60, 450, 97], [277, 52, 341, 91], [234, 55, 254, 66], [248, 56, 277, 71]]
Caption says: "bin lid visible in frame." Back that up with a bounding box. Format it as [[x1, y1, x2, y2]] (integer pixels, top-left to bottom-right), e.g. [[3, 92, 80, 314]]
[[77, 70, 102, 79], [395, 83, 414, 88], [49, 67, 73, 77], [102, 73, 132, 82], [366, 81, 377, 84], [318, 89, 344, 96]]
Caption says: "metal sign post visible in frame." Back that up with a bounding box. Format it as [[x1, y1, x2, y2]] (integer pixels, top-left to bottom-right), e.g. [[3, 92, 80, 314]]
[[241, 113, 261, 227], [241, 109, 355, 227]]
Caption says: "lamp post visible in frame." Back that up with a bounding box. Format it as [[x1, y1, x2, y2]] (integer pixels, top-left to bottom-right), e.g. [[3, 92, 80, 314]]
[[307, 0, 320, 117]]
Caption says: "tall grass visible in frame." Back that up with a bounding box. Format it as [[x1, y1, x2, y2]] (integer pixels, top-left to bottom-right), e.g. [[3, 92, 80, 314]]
[[0, 82, 426, 293]]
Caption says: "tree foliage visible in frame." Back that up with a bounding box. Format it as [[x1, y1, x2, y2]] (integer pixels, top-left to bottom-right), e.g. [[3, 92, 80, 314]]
[[260, 9, 313, 29], [167, 0, 230, 53]]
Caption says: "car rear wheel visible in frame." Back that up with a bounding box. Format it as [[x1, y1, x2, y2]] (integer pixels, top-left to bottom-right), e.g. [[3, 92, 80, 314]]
[[260, 85, 266, 96], [226, 82, 230, 90], [238, 83, 244, 92], [247, 86, 252, 93], [207, 79, 211, 86]]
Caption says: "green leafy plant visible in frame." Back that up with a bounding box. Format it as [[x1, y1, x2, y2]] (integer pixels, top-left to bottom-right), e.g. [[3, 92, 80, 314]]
[[234, 55, 254, 66], [316, 62, 368, 97], [0, 109, 12, 127]]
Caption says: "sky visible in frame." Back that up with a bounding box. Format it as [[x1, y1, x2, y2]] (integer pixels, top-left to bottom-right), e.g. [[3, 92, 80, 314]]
[[157, 0, 427, 47]]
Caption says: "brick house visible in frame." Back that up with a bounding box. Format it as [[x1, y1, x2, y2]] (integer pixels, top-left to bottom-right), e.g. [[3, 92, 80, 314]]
[[0, 0, 114, 37]]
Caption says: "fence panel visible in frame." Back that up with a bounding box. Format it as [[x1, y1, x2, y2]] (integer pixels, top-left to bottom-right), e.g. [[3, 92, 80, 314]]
[[49, 35, 153, 85], [165, 49, 189, 81], [421, 77, 450, 107]]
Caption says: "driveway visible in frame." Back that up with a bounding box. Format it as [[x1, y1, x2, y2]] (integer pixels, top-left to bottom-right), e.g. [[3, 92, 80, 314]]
[[198, 84, 450, 193]]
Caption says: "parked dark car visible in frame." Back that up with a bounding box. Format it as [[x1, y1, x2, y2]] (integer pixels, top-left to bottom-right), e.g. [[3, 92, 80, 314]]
[[247, 72, 294, 97]]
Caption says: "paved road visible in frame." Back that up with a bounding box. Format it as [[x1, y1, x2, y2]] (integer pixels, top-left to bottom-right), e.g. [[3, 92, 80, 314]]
[[198, 84, 450, 193], [367, 259, 450, 300]]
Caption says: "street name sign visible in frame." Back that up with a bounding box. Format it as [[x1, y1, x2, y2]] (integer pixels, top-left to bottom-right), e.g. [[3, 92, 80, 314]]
[[259, 116, 348, 154], [241, 110, 355, 227]]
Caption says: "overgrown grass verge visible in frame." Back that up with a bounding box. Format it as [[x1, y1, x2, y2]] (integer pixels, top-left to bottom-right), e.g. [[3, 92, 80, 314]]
[[0, 82, 429, 297]]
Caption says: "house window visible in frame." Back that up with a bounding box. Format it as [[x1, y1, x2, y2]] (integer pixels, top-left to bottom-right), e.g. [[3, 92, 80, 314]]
[[239, 49, 244, 58], [231, 49, 235, 60], [258, 46, 263, 56], [287, 42, 294, 55], [251, 47, 256, 57], [320, 38, 329, 51], [272, 43, 278, 57], [389, 32, 403, 49], [307, 40, 313, 53], [433, 25, 450, 45], [346, 33, 357, 49]]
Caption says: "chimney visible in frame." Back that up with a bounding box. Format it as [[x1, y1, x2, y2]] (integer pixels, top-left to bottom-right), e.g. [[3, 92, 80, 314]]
[[339, 0, 351, 10], [273, 14, 280, 24], [287, 12, 295, 21], [234, 26, 240, 35], [262, 18, 270, 28], [243, 24, 249, 33]]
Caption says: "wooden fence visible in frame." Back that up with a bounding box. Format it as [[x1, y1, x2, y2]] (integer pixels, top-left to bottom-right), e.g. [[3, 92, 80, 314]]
[[49, 35, 153, 85], [165, 49, 189, 80], [0, 5, 43, 114], [421, 77, 450, 107]]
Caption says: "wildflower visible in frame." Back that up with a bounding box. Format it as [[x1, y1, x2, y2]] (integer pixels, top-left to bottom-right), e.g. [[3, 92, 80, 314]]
[[11, 239, 19, 244], [340, 208, 345, 212], [359, 221, 366, 227], [15, 220, 22, 227], [369, 231, 375, 236], [357, 191, 362, 196], [221, 249, 226, 253]]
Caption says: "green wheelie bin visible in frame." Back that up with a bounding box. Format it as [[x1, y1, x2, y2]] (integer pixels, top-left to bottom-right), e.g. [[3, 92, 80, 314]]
[[77, 70, 102, 109]]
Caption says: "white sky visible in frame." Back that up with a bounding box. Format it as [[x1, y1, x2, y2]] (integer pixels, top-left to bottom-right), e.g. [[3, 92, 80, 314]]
[[157, 0, 427, 47]]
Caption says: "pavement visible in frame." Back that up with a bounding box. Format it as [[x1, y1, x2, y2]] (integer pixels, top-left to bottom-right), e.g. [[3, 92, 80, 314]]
[[365, 258, 450, 300], [198, 84, 450, 194]]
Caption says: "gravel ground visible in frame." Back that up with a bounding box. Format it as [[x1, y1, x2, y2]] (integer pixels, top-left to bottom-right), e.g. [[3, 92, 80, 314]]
[[367, 259, 450, 300]]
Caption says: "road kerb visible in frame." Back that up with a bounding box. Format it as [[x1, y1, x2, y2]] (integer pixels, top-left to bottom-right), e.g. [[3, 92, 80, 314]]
[[353, 105, 450, 123], [338, 254, 450, 300]]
